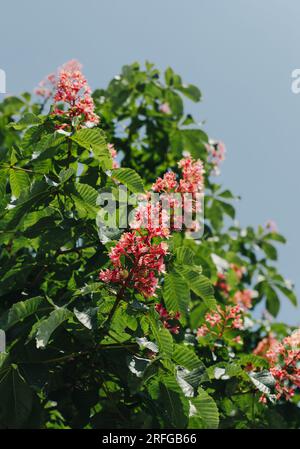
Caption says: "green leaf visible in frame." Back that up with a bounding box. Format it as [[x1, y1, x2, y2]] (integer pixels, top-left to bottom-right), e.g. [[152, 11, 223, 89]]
[[59, 167, 75, 183], [175, 246, 194, 265], [177, 84, 201, 102], [0, 169, 8, 198], [179, 267, 216, 308], [8, 112, 41, 130], [163, 271, 190, 322], [218, 200, 235, 219], [261, 241, 277, 260], [0, 366, 35, 428], [0, 296, 43, 331], [248, 370, 276, 401], [111, 168, 144, 193], [35, 308, 73, 349], [9, 169, 30, 198], [74, 307, 98, 330], [71, 128, 111, 169], [265, 285, 280, 317], [189, 387, 219, 429], [173, 344, 205, 371], [148, 310, 173, 358], [275, 284, 297, 306], [159, 376, 189, 428], [70, 182, 99, 218]]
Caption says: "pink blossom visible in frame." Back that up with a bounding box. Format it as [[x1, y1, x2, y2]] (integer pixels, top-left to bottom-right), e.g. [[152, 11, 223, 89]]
[[205, 140, 226, 176], [108, 143, 119, 168], [54, 66, 99, 127], [265, 220, 278, 233], [233, 289, 256, 309], [99, 230, 168, 298], [159, 102, 171, 114]]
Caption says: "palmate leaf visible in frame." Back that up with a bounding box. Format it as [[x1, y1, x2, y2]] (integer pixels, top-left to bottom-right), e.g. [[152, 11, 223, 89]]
[[172, 344, 206, 371], [148, 309, 173, 358], [0, 296, 43, 331], [159, 376, 189, 428], [111, 168, 144, 193], [163, 271, 190, 323], [189, 387, 219, 429], [9, 169, 30, 198], [71, 128, 112, 169], [178, 266, 216, 309], [36, 308, 73, 349], [4, 181, 51, 230], [248, 370, 276, 401], [7, 112, 42, 130], [175, 246, 195, 265], [0, 366, 36, 428], [68, 182, 99, 218], [173, 345, 208, 397]]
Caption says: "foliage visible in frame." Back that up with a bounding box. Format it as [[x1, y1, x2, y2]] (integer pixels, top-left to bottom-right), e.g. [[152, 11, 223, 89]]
[[0, 61, 299, 429]]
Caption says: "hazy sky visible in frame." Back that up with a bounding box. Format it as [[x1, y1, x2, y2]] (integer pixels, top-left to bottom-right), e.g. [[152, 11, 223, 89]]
[[1, 0, 299, 324]]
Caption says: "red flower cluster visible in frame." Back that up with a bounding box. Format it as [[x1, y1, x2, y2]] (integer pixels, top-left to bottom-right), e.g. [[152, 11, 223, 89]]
[[35, 59, 99, 128], [197, 304, 244, 338], [53, 62, 99, 127], [155, 303, 181, 334], [215, 272, 230, 295], [99, 231, 168, 298], [100, 156, 205, 299], [254, 330, 300, 402]]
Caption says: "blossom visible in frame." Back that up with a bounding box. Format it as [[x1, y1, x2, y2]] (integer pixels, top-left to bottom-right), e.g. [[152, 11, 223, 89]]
[[99, 231, 168, 298], [159, 102, 171, 114], [215, 272, 230, 296], [205, 140, 226, 176], [34, 60, 83, 100], [54, 65, 99, 127], [253, 330, 300, 401], [230, 263, 246, 281], [233, 289, 256, 309], [152, 171, 178, 192], [108, 143, 119, 168], [265, 220, 278, 233], [99, 156, 205, 301], [197, 304, 244, 341], [155, 303, 181, 334], [34, 72, 56, 99], [177, 156, 204, 194]]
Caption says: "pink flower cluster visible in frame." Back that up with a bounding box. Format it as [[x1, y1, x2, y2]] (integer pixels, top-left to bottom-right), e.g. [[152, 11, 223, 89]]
[[108, 143, 119, 168], [155, 303, 181, 334], [99, 231, 168, 298], [214, 265, 255, 310], [197, 304, 244, 339], [35, 60, 99, 128], [233, 289, 255, 309], [54, 63, 99, 127], [205, 140, 226, 176], [159, 102, 171, 114], [254, 330, 300, 402], [99, 156, 205, 299], [34, 72, 56, 99], [34, 60, 82, 100]]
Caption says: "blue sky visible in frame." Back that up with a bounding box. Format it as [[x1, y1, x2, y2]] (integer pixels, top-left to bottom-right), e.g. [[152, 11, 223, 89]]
[[1, 0, 299, 324]]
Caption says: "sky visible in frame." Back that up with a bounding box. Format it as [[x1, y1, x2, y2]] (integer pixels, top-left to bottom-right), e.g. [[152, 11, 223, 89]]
[[0, 0, 299, 324]]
